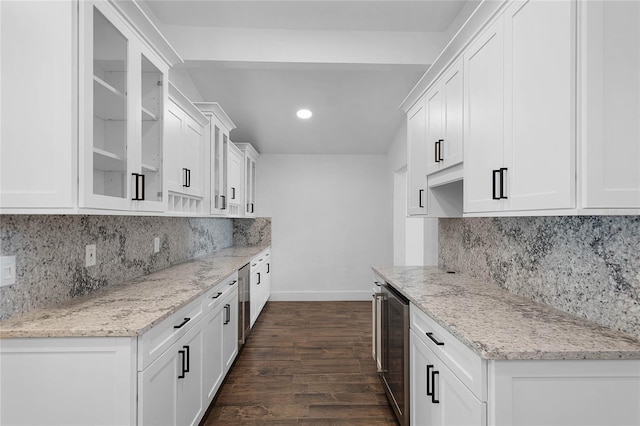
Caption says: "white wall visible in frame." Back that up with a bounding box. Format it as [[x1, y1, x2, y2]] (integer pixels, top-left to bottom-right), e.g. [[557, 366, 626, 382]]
[[256, 154, 392, 300]]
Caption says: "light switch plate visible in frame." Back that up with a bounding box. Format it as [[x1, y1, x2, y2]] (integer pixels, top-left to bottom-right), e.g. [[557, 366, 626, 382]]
[[0, 256, 16, 287], [154, 237, 160, 253], [86, 244, 96, 267]]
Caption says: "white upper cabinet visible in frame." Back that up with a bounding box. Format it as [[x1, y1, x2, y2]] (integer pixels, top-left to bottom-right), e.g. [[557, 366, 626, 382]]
[[2, 0, 180, 214], [0, 1, 76, 210], [234, 143, 260, 217], [426, 58, 464, 177], [407, 97, 428, 216], [79, 1, 170, 212], [226, 142, 244, 217], [195, 103, 237, 216], [503, 0, 575, 212], [464, 0, 575, 214], [165, 85, 208, 214], [580, 0, 640, 210], [463, 16, 506, 213]]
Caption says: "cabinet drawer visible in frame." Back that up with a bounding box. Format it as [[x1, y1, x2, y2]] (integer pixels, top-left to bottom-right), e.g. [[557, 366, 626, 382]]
[[204, 272, 238, 312], [249, 249, 270, 274], [410, 303, 486, 400], [138, 297, 204, 371]]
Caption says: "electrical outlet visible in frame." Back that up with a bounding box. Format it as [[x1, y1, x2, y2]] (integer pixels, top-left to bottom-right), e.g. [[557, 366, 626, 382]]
[[0, 256, 16, 287], [154, 237, 160, 253], [85, 244, 96, 267]]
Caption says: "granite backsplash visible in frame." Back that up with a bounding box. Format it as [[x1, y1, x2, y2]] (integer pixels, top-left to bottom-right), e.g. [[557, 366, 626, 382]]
[[0, 215, 270, 321], [439, 216, 640, 339]]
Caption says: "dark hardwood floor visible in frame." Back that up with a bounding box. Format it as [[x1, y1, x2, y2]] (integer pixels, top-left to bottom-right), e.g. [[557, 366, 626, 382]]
[[202, 301, 398, 425]]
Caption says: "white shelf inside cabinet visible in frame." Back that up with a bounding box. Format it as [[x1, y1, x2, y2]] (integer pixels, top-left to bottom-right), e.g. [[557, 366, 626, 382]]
[[141, 106, 158, 121], [93, 75, 126, 121], [93, 148, 126, 172], [141, 163, 158, 173]]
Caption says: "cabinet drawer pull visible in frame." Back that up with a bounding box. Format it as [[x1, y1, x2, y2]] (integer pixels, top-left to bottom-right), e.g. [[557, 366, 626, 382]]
[[251, 203, 254, 213], [230, 280, 237, 286], [267, 263, 270, 273], [419, 189, 424, 208], [426, 332, 444, 346], [183, 345, 190, 373], [231, 187, 236, 199], [426, 364, 434, 396], [182, 168, 189, 188], [174, 317, 191, 329], [212, 292, 223, 299], [374, 281, 382, 287], [178, 350, 186, 379], [221, 195, 226, 210], [438, 139, 444, 162], [257, 272, 261, 285], [431, 370, 440, 403]]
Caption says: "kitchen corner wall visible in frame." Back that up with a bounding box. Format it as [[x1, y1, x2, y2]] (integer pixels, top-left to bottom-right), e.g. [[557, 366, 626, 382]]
[[0, 215, 270, 321], [439, 216, 640, 339]]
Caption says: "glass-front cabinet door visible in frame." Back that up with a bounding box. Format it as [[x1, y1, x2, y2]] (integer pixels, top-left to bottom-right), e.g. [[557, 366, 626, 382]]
[[138, 53, 167, 211], [80, 1, 167, 211]]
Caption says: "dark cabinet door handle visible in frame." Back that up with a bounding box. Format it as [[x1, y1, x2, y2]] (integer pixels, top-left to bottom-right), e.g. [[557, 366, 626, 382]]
[[431, 370, 440, 403], [174, 317, 191, 329], [426, 364, 434, 396], [212, 292, 223, 299], [435, 140, 443, 163], [374, 281, 382, 287], [231, 187, 236, 199], [257, 272, 261, 285], [499, 167, 508, 199], [183, 345, 190, 373], [182, 168, 189, 187], [178, 350, 186, 379], [131, 173, 145, 201], [492, 169, 501, 200], [251, 203, 254, 213], [419, 189, 424, 208], [267, 263, 270, 273], [221, 195, 226, 210], [230, 280, 237, 286], [426, 332, 445, 346], [227, 304, 231, 324]]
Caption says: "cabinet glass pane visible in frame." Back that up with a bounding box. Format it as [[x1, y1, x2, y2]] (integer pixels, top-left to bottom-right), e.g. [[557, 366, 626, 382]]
[[92, 7, 127, 199], [141, 54, 163, 202]]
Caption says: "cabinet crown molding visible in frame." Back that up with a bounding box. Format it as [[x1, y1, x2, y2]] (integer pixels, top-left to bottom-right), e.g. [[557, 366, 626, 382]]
[[108, 0, 183, 67], [168, 83, 210, 127], [399, 0, 508, 113], [194, 102, 237, 132]]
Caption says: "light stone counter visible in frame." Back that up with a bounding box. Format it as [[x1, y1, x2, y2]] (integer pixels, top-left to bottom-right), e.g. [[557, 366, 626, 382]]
[[374, 266, 640, 361], [0, 244, 270, 338]]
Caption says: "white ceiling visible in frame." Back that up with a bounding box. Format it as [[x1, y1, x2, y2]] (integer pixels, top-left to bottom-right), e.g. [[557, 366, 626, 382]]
[[146, 1, 467, 32], [144, 1, 472, 154]]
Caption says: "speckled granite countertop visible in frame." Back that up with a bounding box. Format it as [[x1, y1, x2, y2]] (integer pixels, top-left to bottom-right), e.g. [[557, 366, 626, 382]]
[[0, 244, 270, 338], [374, 266, 640, 361]]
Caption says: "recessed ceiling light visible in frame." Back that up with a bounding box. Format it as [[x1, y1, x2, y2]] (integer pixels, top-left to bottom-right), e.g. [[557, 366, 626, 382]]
[[296, 109, 312, 119]]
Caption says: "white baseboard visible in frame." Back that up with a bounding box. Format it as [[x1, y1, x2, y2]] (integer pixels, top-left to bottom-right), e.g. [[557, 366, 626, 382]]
[[268, 291, 371, 301]]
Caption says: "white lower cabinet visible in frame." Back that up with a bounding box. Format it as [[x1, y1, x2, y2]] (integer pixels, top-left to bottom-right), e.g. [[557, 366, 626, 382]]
[[222, 288, 239, 373], [202, 302, 225, 405], [249, 249, 271, 328], [409, 303, 640, 426], [138, 322, 204, 426], [411, 330, 486, 426]]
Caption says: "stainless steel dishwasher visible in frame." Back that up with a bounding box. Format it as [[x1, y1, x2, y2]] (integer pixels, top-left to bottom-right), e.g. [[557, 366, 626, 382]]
[[238, 262, 251, 347]]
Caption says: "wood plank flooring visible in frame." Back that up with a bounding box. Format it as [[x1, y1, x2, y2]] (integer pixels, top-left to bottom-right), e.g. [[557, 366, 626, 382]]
[[202, 301, 398, 425]]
